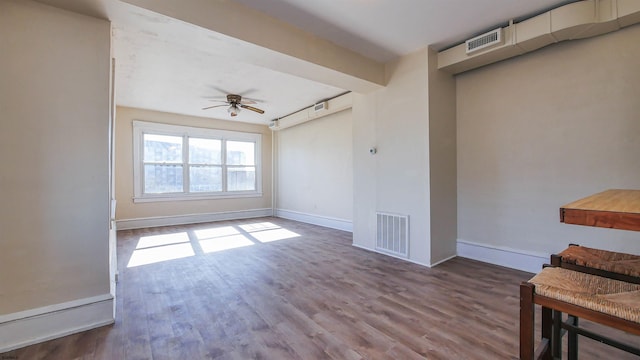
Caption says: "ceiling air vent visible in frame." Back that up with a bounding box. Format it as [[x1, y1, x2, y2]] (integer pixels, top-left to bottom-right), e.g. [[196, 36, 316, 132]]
[[314, 101, 328, 112], [465, 28, 503, 54]]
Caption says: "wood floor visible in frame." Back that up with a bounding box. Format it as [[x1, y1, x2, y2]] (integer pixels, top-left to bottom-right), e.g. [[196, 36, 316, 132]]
[[2, 217, 638, 359]]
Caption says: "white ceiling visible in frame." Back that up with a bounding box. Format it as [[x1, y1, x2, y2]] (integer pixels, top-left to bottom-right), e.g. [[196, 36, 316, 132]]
[[233, 0, 577, 62], [38, 0, 576, 125], [112, 21, 345, 124]]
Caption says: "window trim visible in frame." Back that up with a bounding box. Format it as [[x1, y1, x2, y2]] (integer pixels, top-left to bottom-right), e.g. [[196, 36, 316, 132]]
[[132, 120, 262, 203]]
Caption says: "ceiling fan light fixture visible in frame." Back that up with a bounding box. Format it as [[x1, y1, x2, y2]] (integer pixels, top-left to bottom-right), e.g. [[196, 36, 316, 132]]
[[202, 94, 263, 116], [228, 104, 240, 117]]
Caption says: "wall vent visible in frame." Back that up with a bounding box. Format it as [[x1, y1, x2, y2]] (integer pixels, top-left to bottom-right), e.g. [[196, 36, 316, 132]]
[[376, 212, 409, 258], [314, 101, 328, 112], [465, 28, 503, 54]]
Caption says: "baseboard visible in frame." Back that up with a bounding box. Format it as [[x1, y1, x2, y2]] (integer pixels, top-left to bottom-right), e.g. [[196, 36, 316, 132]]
[[0, 294, 114, 353], [276, 209, 353, 232], [352, 243, 431, 267], [116, 208, 274, 230], [430, 253, 457, 267], [457, 239, 548, 274]]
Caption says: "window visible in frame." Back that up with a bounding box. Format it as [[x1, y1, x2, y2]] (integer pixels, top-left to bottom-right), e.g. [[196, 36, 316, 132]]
[[133, 121, 262, 202]]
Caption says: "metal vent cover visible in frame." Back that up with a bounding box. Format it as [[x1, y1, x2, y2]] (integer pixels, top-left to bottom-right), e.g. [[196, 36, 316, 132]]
[[314, 101, 328, 112], [376, 212, 409, 258], [466, 28, 503, 54]]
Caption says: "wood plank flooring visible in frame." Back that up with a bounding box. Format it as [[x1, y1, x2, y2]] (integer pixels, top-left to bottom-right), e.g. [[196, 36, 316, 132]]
[[2, 217, 638, 359]]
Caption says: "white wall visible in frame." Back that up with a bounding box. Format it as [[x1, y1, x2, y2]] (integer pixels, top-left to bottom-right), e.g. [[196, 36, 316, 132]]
[[0, 0, 112, 350], [353, 49, 433, 265], [275, 109, 353, 230], [352, 48, 457, 266], [114, 106, 273, 229], [427, 48, 457, 265], [457, 24, 640, 268]]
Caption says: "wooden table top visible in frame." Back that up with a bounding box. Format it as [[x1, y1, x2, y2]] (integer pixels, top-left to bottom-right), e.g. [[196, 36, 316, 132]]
[[560, 189, 640, 231]]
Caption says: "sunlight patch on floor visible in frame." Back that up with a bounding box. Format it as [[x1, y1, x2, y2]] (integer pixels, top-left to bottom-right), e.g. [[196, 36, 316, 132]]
[[127, 232, 194, 267], [239, 222, 280, 232], [126, 223, 303, 266], [135, 232, 190, 249], [195, 226, 254, 253], [194, 226, 239, 239], [198, 234, 255, 253], [241, 222, 301, 243]]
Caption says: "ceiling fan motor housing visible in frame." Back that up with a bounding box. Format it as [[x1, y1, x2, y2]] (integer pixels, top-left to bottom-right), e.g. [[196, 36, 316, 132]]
[[227, 94, 242, 104], [202, 93, 264, 115]]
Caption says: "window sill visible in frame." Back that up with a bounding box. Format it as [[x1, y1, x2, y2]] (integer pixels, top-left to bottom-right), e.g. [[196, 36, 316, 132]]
[[133, 192, 263, 203]]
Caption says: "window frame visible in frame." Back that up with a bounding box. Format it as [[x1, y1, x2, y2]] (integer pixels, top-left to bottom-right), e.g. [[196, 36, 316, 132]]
[[132, 120, 262, 203]]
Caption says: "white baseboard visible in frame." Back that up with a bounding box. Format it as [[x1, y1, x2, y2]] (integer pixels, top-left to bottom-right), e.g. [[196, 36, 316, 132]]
[[0, 294, 114, 353], [116, 208, 274, 230], [276, 209, 353, 232], [351, 240, 545, 273], [430, 253, 457, 267], [457, 239, 548, 274], [352, 243, 432, 267]]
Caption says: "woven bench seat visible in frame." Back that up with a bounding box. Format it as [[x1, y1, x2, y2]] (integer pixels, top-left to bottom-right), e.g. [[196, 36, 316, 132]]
[[529, 267, 640, 323], [520, 267, 640, 360], [558, 244, 640, 277], [551, 244, 640, 284]]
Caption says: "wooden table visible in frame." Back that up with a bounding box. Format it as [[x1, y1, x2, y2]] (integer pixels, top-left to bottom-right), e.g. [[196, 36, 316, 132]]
[[560, 189, 640, 231]]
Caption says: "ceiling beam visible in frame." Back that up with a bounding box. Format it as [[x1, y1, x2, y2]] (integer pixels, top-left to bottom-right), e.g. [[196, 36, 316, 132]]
[[120, 0, 386, 93]]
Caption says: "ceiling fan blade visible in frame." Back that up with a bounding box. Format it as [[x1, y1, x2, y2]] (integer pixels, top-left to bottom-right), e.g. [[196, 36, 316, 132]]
[[208, 85, 231, 95], [239, 104, 265, 114], [202, 104, 228, 110], [208, 98, 257, 105]]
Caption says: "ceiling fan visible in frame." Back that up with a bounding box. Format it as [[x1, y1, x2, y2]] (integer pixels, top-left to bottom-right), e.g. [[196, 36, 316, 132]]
[[202, 94, 265, 117]]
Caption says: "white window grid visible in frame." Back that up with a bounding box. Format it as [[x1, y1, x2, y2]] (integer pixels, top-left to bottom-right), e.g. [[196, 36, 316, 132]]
[[132, 120, 262, 203]]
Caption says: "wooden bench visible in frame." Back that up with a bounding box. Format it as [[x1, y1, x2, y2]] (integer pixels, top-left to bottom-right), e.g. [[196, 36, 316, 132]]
[[551, 244, 640, 284], [520, 266, 640, 360]]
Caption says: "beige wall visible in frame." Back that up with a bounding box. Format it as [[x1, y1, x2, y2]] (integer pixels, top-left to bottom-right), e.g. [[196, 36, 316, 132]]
[[457, 24, 640, 257], [0, 0, 111, 313], [114, 106, 272, 221], [353, 49, 433, 265], [276, 109, 353, 221], [427, 48, 457, 264], [352, 48, 458, 266]]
